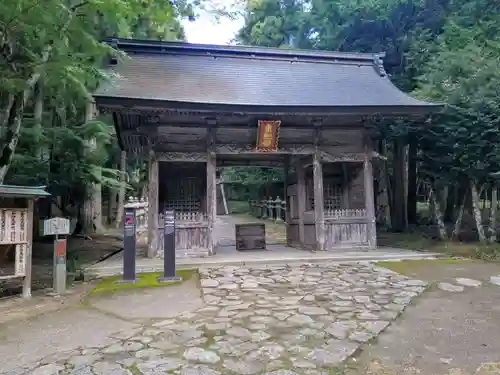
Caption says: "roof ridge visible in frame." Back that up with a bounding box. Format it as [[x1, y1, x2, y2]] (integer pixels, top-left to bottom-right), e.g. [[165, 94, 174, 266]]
[[106, 37, 384, 63]]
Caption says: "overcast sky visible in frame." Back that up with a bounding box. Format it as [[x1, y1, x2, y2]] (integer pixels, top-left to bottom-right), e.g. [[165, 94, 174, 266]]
[[181, 1, 244, 45]]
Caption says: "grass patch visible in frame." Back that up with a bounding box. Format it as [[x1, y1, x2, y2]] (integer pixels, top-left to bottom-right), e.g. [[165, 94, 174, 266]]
[[89, 269, 198, 295], [378, 231, 500, 260], [228, 200, 251, 214], [376, 258, 470, 275]]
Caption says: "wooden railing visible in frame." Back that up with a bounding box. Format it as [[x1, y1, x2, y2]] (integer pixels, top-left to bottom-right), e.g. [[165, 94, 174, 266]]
[[249, 197, 287, 222], [157, 209, 209, 257]]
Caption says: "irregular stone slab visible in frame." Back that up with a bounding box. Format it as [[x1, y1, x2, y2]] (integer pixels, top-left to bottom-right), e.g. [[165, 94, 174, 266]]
[[286, 314, 315, 325], [152, 319, 177, 327], [349, 330, 374, 342], [325, 321, 357, 339], [263, 371, 300, 375], [298, 306, 329, 316], [226, 326, 253, 339], [223, 358, 265, 374], [219, 283, 238, 290], [456, 278, 482, 287], [354, 296, 371, 304], [184, 347, 220, 364], [68, 355, 102, 369], [438, 282, 465, 292], [306, 340, 359, 367], [402, 279, 427, 287], [149, 339, 179, 351], [92, 362, 132, 375], [201, 279, 219, 288], [251, 331, 272, 342], [137, 358, 184, 373], [32, 364, 65, 375], [180, 365, 223, 375], [491, 276, 500, 286], [361, 320, 390, 334], [135, 348, 164, 359]]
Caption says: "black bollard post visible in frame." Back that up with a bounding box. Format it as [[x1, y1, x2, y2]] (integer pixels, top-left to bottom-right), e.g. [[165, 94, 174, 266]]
[[158, 209, 181, 282], [118, 206, 138, 284]]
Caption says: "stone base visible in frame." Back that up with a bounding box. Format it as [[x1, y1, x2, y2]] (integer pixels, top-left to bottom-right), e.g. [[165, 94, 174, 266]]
[[157, 276, 182, 283], [115, 279, 139, 284], [155, 248, 210, 259]]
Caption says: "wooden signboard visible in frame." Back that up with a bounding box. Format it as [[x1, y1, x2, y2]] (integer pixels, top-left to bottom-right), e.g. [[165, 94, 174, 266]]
[[256, 120, 281, 151], [235, 223, 266, 251]]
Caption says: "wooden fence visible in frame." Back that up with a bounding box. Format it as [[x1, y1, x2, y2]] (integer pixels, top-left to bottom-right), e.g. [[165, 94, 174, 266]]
[[249, 197, 287, 222]]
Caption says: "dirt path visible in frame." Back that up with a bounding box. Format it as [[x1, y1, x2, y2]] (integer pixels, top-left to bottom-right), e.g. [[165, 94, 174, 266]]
[[346, 261, 500, 375]]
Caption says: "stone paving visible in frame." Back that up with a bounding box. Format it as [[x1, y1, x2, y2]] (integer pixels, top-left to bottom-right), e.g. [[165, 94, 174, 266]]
[[16, 263, 428, 375]]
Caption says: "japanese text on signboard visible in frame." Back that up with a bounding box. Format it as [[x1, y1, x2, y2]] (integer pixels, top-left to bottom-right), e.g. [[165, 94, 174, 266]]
[[256, 120, 281, 151]]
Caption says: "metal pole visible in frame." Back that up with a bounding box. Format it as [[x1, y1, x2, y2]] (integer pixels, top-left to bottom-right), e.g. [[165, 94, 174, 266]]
[[118, 206, 138, 283], [158, 209, 181, 282]]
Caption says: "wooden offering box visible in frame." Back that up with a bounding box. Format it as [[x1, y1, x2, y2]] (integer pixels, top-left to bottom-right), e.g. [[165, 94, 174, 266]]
[[235, 223, 266, 251]]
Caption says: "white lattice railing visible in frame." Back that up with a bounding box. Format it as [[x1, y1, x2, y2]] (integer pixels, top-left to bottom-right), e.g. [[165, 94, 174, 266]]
[[325, 208, 367, 219], [159, 211, 208, 224], [125, 197, 148, 233]]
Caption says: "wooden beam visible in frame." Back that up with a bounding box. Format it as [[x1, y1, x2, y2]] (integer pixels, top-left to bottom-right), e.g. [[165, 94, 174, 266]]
[[313, 152, 326, 251], [157, 152, 207, 162], [296, 162, 306, 248], [148, 150, 159, 258]]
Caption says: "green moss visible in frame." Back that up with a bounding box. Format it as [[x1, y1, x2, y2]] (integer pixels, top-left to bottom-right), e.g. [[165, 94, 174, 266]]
[[89, 269, 198, 295], [126, 364, 141, 375], [376, 258, 470, 275]]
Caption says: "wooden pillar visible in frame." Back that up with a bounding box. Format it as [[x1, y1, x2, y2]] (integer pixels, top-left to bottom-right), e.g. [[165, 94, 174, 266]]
[[313, 153, 325, 251], [22, 198, 35, 298], [206, 152, 217, 255], [364, 155, 377, 249], [341, 163, 350, 208], [283, 155, 290, 246], [296, 161, 306, 247], [147, 150, 159, 258]]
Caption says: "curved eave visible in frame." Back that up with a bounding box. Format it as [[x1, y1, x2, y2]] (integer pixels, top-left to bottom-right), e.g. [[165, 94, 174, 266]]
[[94, 95, 442, 118]]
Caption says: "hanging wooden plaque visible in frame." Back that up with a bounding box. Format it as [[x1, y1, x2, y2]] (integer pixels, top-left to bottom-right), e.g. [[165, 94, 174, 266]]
[[256, 120, 281, 151]]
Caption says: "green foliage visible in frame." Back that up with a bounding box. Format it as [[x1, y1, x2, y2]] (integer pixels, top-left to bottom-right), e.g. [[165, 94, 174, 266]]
[[236, 0, 500, 200], [221, 167, 283, 185], [0, 0, 198, 219]]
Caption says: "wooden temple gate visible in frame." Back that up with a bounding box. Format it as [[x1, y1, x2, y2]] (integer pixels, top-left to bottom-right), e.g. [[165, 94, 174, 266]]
[[94, 38, 439, 259]]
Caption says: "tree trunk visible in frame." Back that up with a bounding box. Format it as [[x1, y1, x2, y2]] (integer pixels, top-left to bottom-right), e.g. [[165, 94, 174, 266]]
[[471, 181, 487, 243], [82, 102, 103, 233], [0, 94, 14, 129], [444, 185, 456, 222], [429, 186, 448, 240], [391, 137, 407, 231], [489, 185, 497, 243], [115, 150, 127, 229], [452, 189, 467, 240], [407, 136, 418, 224], [376, 140, 391, 228]]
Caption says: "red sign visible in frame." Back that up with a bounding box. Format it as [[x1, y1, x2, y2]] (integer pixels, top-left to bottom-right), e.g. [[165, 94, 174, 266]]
[[256, 120, 281, 151], [55, 239, 67, 257]]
